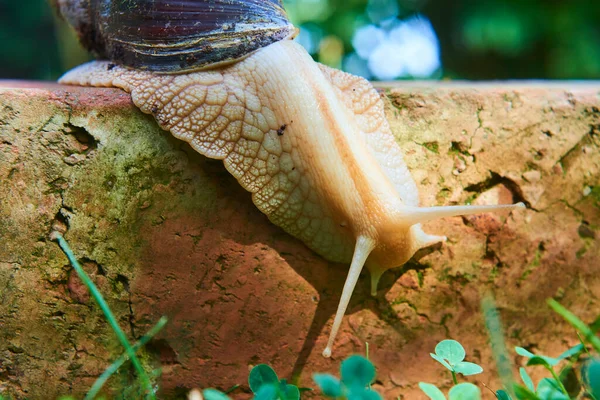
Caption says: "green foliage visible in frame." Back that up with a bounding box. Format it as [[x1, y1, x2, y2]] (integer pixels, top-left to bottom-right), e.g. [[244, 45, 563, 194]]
[[246, 364, 303, 400], [431, 340, 483, 378], [481, 296, 600, 400], [341, 355, 376, 388], [420, 339, 483, 399], [313, 355, 381, 399], [202, 389, 232, 400], [584, 359, 600, 399], [53, 234, 167, 400], [313, 374, 343, 397], [519, 368, 534, 392], [419, 382, 481, 400], [496, 390, 511, 400], [419, 383, 446, 400], [249, 365, 280, 394], [448, 383, 481, 400]]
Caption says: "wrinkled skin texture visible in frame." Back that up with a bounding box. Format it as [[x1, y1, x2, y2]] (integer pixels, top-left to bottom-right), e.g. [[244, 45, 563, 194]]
[[60, 40, 521, 355]]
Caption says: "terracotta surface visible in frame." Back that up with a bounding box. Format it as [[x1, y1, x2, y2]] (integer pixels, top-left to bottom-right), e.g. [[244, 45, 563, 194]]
[[0, 81, 599, 399]]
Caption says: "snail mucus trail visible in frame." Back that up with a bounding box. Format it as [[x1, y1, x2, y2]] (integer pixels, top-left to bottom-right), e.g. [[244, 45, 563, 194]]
[[54, 0, 525, 358]]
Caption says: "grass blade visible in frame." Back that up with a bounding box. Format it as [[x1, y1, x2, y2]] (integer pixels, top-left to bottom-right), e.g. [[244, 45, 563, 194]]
[[547, 299, 600, 353], [52, 233, 155, 399], [85, 316, 168, 400]]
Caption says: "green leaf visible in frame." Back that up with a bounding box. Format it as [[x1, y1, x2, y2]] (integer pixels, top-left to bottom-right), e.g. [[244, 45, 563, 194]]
[[558, 365, 580, 398], [281, 384, 300, 400], [448, 383, 481, 400], [340, 355, 375, 388], [547, 299, 600, 353], [526, 356, 553, 369], [513, 385, 541, 400], [430, 353, 454, 371], [436, 340, 466, 364], [203, 389, 232, 400], [515, 347, 559, 366], [253, 384, 278, 400], [249, 365, 279, 394], [496, 390, 512, 400], [536, 378, 568, 400], [453, 361, 483, 376], [515, 347, 536, 358], [586, 359, 600, 399], [519, 368, 535, 391], [556, 344, 584, 360], [591, 315, 600, 333], [313, 373, 342, 397], [419, 382, 447, 400], [347, 388, 382, 400]]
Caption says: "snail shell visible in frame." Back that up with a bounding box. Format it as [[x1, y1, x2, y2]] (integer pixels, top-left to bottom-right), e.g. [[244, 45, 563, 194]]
[[53, 0, 297, 72], [56, 0, 524, 358]]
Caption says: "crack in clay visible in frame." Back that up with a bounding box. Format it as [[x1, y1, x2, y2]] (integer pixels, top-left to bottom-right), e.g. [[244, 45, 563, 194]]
[[556, 130, 597, 171], [392, 299, 451, 336], [463, 170, 533, 210], [115, 274, 136, 338]]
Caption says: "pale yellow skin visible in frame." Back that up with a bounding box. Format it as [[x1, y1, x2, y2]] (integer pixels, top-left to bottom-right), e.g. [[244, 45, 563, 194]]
[[60, 40, 523, 357]]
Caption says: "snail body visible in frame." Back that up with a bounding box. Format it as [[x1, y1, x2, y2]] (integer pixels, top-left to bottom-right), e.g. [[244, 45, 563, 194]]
[[56, 0, 524, 357]]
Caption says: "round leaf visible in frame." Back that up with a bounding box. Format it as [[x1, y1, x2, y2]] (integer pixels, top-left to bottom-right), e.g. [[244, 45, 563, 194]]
[[430, 353, 454, 371], [448, 383, 481, 400], [347, 388, 383, 400], [281, 384, 300, 400], [203, 389, 232, 400], [249, 364, 279, 393], [453, 362, 483, 376], [340, 355, 375, 388], [313, 373, 342, 397], [418, 382, 447, 400], [435, 340, 466, 364], [586, 359, 600, 399], [536, 378, 568, 400], [253, 384, 278, 400]]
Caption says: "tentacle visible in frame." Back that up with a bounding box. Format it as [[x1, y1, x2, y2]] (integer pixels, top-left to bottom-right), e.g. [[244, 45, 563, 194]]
[[370, 268, 384, 297], [322, 236, 375, 358], [397, 202, 525, 227], [411, 224, 447, 251]]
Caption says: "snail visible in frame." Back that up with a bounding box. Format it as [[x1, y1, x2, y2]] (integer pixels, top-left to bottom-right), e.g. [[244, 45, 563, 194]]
[[52, 0, 524, 358]]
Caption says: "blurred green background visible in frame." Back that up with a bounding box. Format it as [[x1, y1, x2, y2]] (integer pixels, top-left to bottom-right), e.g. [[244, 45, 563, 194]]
[[1, 0, 599, 81]]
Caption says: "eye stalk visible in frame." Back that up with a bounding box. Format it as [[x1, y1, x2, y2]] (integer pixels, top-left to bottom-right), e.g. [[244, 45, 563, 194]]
[[51, 0, 297, 73]]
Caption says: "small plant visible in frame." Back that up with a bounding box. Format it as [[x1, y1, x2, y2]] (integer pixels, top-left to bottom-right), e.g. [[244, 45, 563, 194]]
[[248, 364, 306, 400], [484, 296, 600, 400], [313, 355, 382, 399], [52, 233, 167, 400], [419, 340, 483, 400], [197, 364, 307, 400]]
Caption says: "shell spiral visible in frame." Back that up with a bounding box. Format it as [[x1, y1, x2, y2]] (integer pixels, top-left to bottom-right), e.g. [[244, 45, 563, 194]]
[[53, 0, 297, 72]]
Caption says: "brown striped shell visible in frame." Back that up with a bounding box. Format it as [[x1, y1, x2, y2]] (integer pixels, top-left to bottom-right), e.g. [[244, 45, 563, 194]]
[[53, 0, 297, 73]]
